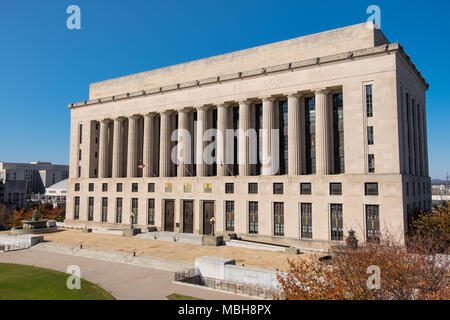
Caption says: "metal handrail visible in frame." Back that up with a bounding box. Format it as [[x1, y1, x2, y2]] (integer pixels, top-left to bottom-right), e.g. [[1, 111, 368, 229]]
[[124, 249, 137, 263], [71, 242, 84, 254]]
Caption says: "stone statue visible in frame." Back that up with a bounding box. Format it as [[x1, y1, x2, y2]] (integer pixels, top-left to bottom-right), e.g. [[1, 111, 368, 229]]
[[31, 209, 40, 222]]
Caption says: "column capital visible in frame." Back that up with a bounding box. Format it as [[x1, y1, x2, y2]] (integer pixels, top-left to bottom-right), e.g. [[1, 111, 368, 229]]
[[175, 107, 191, 114], [128, 114, 141, 120], [237, 99, 252, 106], [313, 87, 330, 94], [144, 112, 157, 118], [100, 118, 112, 124], [287, 92, 303, 98], [217, 103, 229, 109], [195, 105, 210, 111], [113, 117, 126, 122], [159, 109, 174, 116], [260, 96, 276, 102]]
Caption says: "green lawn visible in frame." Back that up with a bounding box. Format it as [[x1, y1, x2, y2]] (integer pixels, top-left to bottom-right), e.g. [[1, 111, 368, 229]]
[[0, 263, 115, 300], [166, 293, 202, 300]]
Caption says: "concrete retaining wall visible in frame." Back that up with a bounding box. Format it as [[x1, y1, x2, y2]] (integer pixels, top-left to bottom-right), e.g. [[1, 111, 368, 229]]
[[195, 256, 279, 289]]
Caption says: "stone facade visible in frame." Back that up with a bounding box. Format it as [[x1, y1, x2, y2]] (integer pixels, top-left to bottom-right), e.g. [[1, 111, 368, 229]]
[[65, 23, 431, 249]]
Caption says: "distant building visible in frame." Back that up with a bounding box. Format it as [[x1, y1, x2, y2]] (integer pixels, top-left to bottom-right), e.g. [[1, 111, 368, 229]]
[[0, 162, 69, 208], [44, 179, 67, 209]]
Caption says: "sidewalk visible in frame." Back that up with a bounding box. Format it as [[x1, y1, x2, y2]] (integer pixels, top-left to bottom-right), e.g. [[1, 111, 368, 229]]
[[0, 248, 253, 300]]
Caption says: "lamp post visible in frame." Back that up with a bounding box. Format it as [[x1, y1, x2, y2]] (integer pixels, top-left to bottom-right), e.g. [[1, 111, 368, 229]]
[[130, 211, 135, 229], [209, 217, 216, 236]]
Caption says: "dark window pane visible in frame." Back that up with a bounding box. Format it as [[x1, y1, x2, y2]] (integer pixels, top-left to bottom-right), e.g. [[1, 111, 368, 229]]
[[365, 183, 379, 196], [330, 183, 342, 195], [300, 183, 312, 195], [301, 203, 312, 239], [273, 183, 283, 195]]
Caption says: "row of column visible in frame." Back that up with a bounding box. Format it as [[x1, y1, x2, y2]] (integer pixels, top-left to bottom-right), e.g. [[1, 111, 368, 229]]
[[96, 89, 332, 179], [401, 90, 428, 177]]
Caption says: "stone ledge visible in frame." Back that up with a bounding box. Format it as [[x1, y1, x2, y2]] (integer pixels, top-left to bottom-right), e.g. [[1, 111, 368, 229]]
[[198, 77, 219, 85], [265, 63, 290, 73], [241, 68, 265, 78], [202, 235, 224, 246]]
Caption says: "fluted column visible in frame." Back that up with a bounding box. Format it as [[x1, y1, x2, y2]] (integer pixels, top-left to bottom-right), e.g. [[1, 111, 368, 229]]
[[98, 119, 110, 178], [143, 113, 155, 177], [127, 116, 138, 178], [196, 107, 207, 177], [159, 111, 170, 177], [217, 104, 228, 176], [112, 118, 123, 178], [288, 93, 302, 176], [315, 88, 330, 175], [177, 109, 189, 177], [262, 97, 275, 176], [238, 100, 250, 176]]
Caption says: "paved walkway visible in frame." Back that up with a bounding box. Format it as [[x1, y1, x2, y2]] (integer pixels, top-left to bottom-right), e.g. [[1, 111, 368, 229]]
[[0, 248, 253, 300]]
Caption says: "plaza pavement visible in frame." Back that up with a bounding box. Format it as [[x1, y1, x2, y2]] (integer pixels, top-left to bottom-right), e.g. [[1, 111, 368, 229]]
[[0, 248, 253, 300]]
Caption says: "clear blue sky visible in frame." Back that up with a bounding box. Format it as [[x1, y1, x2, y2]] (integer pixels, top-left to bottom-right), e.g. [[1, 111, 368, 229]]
[[0, 0, 448, 179]]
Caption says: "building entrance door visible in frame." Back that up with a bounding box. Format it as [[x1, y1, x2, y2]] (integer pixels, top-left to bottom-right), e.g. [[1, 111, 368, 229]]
[[164, 200, 174, 232], [202, 201, 214, 235], [183, 200, 193, 233]]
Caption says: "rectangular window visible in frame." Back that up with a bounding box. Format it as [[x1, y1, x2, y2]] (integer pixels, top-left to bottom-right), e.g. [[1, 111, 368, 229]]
[[365, 183, 379, 196], [132, 183, 138, 192], [148, 199, 155, 225], [333, 93, 345, 174], [117, 183, 122, 192], [78, 166, 81, 178], [305, 97, 316, 174], [225, 201, 235, 231], [273, 183, 283, 195], [366, 205, 380, 243], [116, 198, 122, 223], [301, 203, 312, 239], [248, 201, 258, 234], [74, 196, 80, 220], [225, 183, 234, 194], [148, 183, 155, 193], [78, 149, 82, 161], [274, 202, 284, 236], [278, 100, 288, 175], [368, 154, 375, 173], [300, 183, 312, 195], [330, 183, 342, 195], [366, 85, 373, 117], [88, 183, 94, 192], [367, 126, 374, 145], [74, 183, 80, 192], [101, 197, 108, 222], [330, 204, 343, 241], [102, 183, 108, 192], [88, 197, 94, 221], [79, 124, 83, 144], [131, 198, 138, 225], [248, 183, 258, 194]]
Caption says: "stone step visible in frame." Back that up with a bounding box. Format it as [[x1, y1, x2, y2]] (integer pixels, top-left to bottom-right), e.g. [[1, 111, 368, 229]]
[[225, 240, 287, 252], [32, 242, 193, 273]]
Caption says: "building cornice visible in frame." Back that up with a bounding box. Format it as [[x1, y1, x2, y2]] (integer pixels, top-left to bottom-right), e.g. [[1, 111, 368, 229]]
[[68, 43, 428, 109]]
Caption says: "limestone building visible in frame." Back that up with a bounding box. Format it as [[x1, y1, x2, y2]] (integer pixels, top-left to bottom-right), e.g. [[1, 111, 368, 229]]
[[0, 162, 69, 208], [65, 23, 431, 249]]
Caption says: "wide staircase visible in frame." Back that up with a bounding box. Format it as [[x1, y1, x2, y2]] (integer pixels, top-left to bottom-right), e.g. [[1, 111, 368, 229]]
[[33, 242, 194, 272], [135, 231, 204, 246]]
